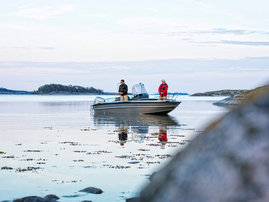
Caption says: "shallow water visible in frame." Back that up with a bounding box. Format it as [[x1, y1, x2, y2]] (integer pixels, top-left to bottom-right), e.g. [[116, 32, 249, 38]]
[[0, 95, 227, 201]]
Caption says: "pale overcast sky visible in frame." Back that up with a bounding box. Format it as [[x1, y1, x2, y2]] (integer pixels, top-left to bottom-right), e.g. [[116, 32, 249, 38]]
[[0, 0, 269, 93]]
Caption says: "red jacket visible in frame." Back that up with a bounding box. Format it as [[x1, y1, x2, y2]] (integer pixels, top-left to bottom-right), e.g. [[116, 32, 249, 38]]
[[158, 83, 168, 96], [158, 129, 168, 142]]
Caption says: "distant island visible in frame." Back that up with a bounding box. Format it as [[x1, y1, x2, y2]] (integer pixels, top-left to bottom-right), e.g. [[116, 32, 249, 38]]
[[0, 88, 31, 95], [191, 89, 247, 97], [0, 84, 104, 95], [34, 84, 104, 95]]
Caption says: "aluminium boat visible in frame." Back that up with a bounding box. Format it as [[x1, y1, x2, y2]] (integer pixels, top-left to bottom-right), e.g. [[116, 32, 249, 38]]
[[92, 83, 181, 115]]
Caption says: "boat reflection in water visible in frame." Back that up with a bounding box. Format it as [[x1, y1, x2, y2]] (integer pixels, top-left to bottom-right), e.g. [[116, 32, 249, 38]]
[[93, 113, 179, 127], [93, 113, 180, 146]]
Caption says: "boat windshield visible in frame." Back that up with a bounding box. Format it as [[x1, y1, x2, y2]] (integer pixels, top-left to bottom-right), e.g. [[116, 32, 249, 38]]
[[132, 83, 148, 96]]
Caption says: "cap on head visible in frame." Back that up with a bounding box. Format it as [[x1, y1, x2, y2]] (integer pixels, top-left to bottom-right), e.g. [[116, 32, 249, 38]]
[[161, 79, 165, 82]]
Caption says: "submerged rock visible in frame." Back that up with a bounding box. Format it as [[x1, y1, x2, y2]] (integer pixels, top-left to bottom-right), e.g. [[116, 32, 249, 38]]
[[62, 194, 81, 198], [13, 194, 59, 202], [1, 166, 13, 170], [126, 197, 139, 202], [127, 161, 140, 164], [137, 87, 269, 202], [13, 196, 44, 202], [79, 187, 103, 194], [43, 195, 59, 201]]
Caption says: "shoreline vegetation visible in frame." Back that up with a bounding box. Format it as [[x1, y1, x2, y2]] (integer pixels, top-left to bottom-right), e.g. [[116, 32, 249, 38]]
[[35, 84, 104, 95], [0, 84, 105, 95]]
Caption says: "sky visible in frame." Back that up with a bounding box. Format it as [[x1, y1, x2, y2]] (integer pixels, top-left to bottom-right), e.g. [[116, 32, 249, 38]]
[[0, 0, 269, 93]]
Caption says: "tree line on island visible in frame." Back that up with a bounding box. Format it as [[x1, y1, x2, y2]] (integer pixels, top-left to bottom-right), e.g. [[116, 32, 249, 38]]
[[0, 84, 104, 95], [34, 84, 104, 94]]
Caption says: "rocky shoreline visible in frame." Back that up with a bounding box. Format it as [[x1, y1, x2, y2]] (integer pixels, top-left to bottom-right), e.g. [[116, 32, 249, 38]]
[[213, 84, 269, 106], [191, 89, 247, 97], [213, 93, 245, 106], [3, 186, 103, 202]]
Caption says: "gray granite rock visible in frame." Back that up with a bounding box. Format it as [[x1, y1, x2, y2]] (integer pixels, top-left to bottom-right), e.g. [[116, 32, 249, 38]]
[[126, 197, 139, 202], [13, 194, 59, 202], [13, 196, 45, 202], [43, 195, 59, 201], [137, 88, 269, 202], [79, 187, 103, 194]]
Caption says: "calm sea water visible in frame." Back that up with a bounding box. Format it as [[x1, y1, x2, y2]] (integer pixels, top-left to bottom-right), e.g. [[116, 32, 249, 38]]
[[0, 95, 227, 202]]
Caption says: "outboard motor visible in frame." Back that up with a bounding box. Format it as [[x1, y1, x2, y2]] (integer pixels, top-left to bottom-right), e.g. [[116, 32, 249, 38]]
[[132, 83, 149, 100]]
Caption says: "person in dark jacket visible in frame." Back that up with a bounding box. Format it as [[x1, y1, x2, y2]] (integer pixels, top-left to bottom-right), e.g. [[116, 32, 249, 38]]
[[118, 127, 128, 146], [158, 79, 168, 100], [118, 79, 128, 101]]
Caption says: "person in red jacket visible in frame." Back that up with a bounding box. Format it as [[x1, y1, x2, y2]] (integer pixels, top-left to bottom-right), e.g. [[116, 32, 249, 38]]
[[158, 126, 168, 149], [158, 127, 168, 143], [158, 79, 168, 100]]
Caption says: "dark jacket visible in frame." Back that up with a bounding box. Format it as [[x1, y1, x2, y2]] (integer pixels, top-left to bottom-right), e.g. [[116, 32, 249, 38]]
[[119, 132, 128, 141], [119, 84, 128, 95]]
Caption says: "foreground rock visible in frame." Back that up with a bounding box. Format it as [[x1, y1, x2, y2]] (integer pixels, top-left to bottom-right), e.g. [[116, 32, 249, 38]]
[[79, 187, 103, 194], [137, 87, 269, 201], [13, 194, 59, 202]]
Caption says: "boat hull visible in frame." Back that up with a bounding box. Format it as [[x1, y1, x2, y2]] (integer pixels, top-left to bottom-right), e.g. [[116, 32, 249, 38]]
[[93, 101, 181, 114]]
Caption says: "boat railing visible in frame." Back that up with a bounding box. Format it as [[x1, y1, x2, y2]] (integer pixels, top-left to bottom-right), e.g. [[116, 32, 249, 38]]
[[105, 97, 120, 102], [169, 94, 179, 100], [94, 94, 179, 105], [94, 96, 120, 104], [93, 96, 106, 104], [152, 94, 179, 101]]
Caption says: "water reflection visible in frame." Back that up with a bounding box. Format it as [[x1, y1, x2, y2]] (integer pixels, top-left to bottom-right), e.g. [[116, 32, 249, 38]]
[[0, 96, 227, 202], [94, 113, 180, 147], [93, 113, 180, 128], [118, 126, 128, 146], [158, 126, 168, 149]]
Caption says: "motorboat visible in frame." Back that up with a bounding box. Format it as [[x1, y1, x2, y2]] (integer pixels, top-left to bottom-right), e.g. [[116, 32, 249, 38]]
[[92, 83, 181, 114]]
